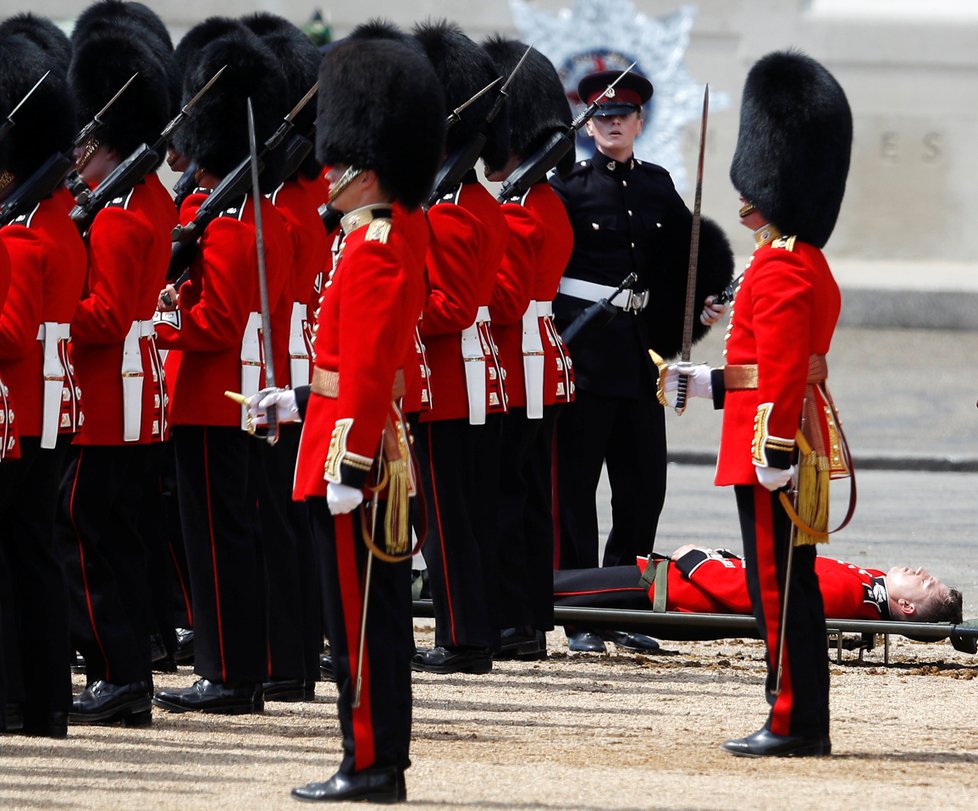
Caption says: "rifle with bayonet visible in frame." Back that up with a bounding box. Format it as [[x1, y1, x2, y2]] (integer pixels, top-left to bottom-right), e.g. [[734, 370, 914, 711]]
[[496, 61, 636, 203], [424, 75, 505, 207], [425, 45, 534, 209], [0, 72, 138, 227], [167, 81, 318, 284], [69, 65, 227, 235]]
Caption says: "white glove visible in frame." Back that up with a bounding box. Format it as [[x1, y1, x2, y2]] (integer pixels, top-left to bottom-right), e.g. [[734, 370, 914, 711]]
[[662, 362, 713, 406], [326, 482, 364, 515], [699, 295, 728, 326], [754, 464, 797, 492], [247, 387, 300, 428]]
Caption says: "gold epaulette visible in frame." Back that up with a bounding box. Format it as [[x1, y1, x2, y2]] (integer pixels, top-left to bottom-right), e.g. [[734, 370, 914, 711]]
[[771, 235, 797, 251], [365, 218, 391, 244]]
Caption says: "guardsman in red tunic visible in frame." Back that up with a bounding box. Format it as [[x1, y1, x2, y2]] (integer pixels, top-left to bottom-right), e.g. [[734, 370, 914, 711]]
[[0, 33, 87, 738], [151, 26, 291, 716], [482, 38, 575, 661], [55, 17, 177, 728], [554, 547, 964, 625], [408, 21, 512, 676], [662, 51, 854, 757], [276, 37, 444, 804]]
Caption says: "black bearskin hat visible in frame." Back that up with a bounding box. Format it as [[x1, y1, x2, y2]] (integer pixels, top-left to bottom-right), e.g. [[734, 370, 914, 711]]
[[71, 1, 177, 113], [69, 31, 172, 158], [72, 1, 172, 51], [172, 27, 288, 181], [0, 34, 76, 181], [316, 37, 445, 209], [413, 20, 509, 172], [729, 50, 852, 249], [173, 16, 242, 75], [241, 12, 321, 177], [348, 18, 417, 49], [0, 13, 72, 78]]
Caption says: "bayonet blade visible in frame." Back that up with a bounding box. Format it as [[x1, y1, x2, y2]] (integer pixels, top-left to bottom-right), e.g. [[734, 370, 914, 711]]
[[285, 81, 320, 124], [447, 76, 503, 127], [487, 43, 534, 123], [6, 70, 49, 124], [96, 72, 139, 121], [181, 65, 226, 114], [159, 65, 227, 141]]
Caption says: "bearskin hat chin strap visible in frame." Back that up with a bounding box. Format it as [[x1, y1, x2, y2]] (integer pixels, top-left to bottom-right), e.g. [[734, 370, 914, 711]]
[[327, 165, 363, 205]]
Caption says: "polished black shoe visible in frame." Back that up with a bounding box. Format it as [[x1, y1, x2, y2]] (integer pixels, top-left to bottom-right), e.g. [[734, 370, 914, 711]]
[[71, 680, 152, 726], [603, 631, 660, 653], [292, 767, 406, 803], [21, 711, 68, 739], [495, 627, 548, 661], [264, 678, 316, 702], [412, 646, 492, 674], [721, 727, 831, 758], [567, 631, 607, 653], [174, 627, 195, 665], [153, 678, 263, 715]]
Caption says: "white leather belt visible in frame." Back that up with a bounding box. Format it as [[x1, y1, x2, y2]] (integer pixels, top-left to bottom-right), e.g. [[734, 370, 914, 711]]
[[289, 301, 310, 387], [0, 377, 13, 461], [461, 312, 487, 425], [240, 312, 262, 430], [121, 319, 155, 442], [521, 299, 545, 419], [558, 277, 649, 313], [415, 324, 432, 411], [37, 322, 71, 448]]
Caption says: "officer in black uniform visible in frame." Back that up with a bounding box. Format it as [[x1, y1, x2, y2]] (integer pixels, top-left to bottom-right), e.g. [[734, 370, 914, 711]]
[[550, 70, 733, 652]]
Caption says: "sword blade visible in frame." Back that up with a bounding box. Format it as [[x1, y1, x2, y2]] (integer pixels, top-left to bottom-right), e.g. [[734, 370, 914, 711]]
[[675, 84, 709, 415], [246, 98, 278, 444]]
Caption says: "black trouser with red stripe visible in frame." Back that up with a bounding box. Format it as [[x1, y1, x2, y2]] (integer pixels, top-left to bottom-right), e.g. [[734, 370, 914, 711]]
[[735, 485, 829, 740], [553, 565, 651, 609], [0, 435, 73, 720], [256, 423, 320, 683], [172, 426, 264, 685], [497, 406, 557, 633], [312, 499, 412, 774], [57, 444, 155, 685], [413, 416, 501, 650]]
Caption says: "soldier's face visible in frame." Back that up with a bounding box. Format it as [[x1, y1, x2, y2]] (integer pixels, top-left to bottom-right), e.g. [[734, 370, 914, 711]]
[[585, 111, 643, 158], [886, 566, 948, 614]]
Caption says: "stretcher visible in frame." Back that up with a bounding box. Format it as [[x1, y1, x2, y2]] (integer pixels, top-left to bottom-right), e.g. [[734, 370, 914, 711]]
[[412, 601, 978, 665]]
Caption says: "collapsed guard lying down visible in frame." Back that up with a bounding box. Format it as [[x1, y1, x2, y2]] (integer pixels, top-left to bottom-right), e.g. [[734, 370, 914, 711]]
[[553, 545, 963, 625]]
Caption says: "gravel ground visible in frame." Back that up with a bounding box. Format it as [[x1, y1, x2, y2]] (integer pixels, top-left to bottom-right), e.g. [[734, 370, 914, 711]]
[[3, 624, 976, 810]]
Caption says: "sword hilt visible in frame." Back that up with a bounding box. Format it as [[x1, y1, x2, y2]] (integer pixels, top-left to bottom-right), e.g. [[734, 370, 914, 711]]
[[674, 374, 689, 415]]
